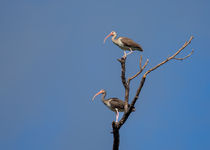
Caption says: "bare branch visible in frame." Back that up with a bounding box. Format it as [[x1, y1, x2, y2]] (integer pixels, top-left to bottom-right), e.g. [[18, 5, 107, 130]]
[[130, 75, 146, 111], [112, 122, 119, 150], [128, 57, 149, 83], [144, 36, 194, 76], [117, 57, 130, 112], [173, 49, 194, 60], [117, 75, 146, 129], [130, 36, 194, 109], [139, 55, 142, 68], [117, 57, 128, 89]]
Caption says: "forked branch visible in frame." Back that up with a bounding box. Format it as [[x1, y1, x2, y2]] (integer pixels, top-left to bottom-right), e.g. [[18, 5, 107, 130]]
[[118, 56, 148, 113], [128, 56, 149, 84], [173, 49, 194, 60], [144, 36, 194, 76], [130, 36, 194, 113]]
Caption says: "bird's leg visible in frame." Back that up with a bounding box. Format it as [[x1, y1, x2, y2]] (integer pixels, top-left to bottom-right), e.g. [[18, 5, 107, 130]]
[[115, 108, 119, 122], [126, 48, 133, 56], [123, 51, 127, 58]]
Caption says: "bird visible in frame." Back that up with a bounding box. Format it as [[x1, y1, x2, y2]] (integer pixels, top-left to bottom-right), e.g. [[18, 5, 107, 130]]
[[92, 89, 135, 122], [104, 31, 143, 58]]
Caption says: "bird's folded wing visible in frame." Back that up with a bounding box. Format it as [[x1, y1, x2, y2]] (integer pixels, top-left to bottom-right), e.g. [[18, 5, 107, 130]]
[[121, 37, 143, 51], [108, 98, 125, 110]]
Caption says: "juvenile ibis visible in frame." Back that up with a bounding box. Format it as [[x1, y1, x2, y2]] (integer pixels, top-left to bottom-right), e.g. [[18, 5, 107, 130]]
[[104, 31, 143, 57], [92, 89, 135, 122]]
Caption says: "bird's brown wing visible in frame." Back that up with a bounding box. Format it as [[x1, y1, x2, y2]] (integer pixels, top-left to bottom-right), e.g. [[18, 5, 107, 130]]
[[121, 37, 143, 51], [108, 98, 125, 112], [108, 98, 136, 112]]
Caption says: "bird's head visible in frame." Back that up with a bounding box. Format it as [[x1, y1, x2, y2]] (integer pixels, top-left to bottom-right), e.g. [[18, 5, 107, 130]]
[[92, 89, 106, 101], [110, 31, 117, 36], [104, 31, 117, 43]]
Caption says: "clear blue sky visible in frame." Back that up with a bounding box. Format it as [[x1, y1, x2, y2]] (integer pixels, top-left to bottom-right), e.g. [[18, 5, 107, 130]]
[[0, 0, 209, 150]]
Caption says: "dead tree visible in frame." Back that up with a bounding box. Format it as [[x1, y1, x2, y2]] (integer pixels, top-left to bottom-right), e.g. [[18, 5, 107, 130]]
[[112, 36, 194, 150]]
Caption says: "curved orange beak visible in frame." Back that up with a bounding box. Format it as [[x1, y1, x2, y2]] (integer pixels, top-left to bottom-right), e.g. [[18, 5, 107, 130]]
[[104, 32, 112, 43], [92, 90, 104, 101]]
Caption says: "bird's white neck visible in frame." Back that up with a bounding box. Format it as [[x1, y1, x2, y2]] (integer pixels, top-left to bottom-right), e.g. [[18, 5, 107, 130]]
[[101, 92, 106, 102], [111, 34, 118, 44]]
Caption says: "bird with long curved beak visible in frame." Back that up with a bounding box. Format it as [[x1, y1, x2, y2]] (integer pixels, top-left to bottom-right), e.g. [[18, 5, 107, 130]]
[[104, 31, 143, 58], [92, 89, 135, 122]]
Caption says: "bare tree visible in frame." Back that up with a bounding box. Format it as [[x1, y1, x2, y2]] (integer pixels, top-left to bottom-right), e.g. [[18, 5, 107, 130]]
[[112, 36, 194, 150]]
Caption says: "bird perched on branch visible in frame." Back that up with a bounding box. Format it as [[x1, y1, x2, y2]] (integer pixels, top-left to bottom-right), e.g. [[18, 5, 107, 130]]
[[92, 89, 135, 122], [104, 31, 143, 58]]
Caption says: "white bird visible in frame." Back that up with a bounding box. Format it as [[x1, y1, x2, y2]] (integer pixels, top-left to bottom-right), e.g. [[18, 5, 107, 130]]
[[104, 31, 143, 57], [92, 89, 135, 122]]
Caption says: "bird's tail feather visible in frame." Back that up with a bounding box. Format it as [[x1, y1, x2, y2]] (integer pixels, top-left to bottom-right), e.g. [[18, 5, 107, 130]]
[[138, 46, 143, 52]]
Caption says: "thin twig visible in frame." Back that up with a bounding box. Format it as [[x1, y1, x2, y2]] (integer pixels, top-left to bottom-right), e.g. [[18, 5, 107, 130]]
[[173, 49, 194, 60], [139, 55, 142, 68], [128, 57, 149, 83]]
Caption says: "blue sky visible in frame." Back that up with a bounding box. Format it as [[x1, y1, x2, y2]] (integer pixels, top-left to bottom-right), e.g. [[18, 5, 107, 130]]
[[0, 0, 210, 150]]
